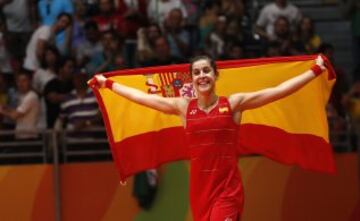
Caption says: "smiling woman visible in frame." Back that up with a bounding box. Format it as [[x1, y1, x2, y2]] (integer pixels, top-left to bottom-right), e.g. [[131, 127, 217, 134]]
[[91, 54, 327, 221]]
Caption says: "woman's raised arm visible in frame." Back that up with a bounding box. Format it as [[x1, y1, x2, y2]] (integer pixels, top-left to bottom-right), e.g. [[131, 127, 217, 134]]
[[229, 55, 326, 112], [92, 75, 188, 115]]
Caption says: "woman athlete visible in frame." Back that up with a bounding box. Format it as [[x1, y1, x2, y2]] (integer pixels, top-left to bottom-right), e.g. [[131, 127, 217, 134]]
[[93, 55, 326, 221]]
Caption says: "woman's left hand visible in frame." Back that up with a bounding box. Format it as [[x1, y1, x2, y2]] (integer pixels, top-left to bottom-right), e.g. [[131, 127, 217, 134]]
[[315, 55, 326, 71]]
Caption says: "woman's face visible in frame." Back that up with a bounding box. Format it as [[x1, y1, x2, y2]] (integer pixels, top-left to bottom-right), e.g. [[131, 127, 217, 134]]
[[191, 59, 217, 95]]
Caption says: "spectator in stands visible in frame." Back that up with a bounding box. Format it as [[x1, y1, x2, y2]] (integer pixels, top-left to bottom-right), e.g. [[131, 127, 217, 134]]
[[2, 0, 37, 62], [222, 41, 245, 60], [147, 0, 188, 26], [144, 36, 183, 66], [76, 21, 103, 73], [32, 45, 61, 130], [38, 0, 74, 25], [341, 0, 360, 78], [0, 73, 16, 130], [72, 0, 89, 49], [32, 45, 60, 95], [224, 18, 252, 51], [198, 2, 219, 50], [57, 70, 101, 135], [44, 57, 75, 128], [265, 41, 282, 57], [0, 16, 13, 80], [83, 0, 99, 16], [205, 15, 227, 58], [163, 8, 190, 60], [0, 71, 40, 140], [136, 23, 162, 66], [218, 0, 245, 21], [37, 0, 74, 55], [181, 0, 200, 26], [0, 74, 6, 129], [115, 0, 149, 67], [113, 51, 127, 70], [344, 78, 360, 123], [23, 12, 73, 73], [295, 16, 322, 54], [255, 0, 302, 41], [93, 0, 125, 33], [269, 16, 305, 56], [115, 0, 148, 30], [87, 30, 124, 75]]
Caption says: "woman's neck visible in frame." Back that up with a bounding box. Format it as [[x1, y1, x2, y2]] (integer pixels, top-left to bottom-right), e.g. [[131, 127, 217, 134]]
[[197, 92, 218, 110]]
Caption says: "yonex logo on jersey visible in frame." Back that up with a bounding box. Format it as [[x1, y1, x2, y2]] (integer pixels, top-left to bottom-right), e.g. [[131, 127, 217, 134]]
[[219, 107, 229, 113], [190, 109, 197, 115]]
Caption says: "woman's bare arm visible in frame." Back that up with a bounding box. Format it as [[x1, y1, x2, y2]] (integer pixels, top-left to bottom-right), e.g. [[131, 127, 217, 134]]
[[93, 75, 188, 115], [229, 55, 326, 112]]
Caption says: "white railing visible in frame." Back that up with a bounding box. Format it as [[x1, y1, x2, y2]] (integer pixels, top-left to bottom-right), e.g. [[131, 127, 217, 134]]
[[0, 128, 111, 165], [0, 124, 358, 165]]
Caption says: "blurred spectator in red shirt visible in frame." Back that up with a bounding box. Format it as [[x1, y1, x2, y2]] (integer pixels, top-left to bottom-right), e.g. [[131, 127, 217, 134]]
[[93, 0, 125, 34], [115, 0, 148, 39]]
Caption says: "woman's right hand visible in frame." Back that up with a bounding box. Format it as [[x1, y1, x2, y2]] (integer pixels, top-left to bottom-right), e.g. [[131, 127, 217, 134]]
[[94, 74, 107, 88]]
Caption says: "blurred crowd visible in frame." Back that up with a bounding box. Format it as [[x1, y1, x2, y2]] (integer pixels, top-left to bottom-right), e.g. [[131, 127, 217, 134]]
[[0, 0, 359, 149]]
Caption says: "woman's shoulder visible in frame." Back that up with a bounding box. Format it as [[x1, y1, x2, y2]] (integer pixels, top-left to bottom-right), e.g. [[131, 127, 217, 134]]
[[172, 97, 192, 117], [177, 97, 192, 107]]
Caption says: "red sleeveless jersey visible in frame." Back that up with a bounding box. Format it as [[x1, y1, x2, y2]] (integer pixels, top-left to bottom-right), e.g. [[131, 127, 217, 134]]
[[185, 96, 244, 221]]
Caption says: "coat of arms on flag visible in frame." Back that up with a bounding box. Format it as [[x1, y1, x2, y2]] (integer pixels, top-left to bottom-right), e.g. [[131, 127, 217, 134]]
[[145, 71, 195, 98]]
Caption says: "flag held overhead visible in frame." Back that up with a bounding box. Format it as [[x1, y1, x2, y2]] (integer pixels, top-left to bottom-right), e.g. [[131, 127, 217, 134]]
[[89, 55, 336, 181]]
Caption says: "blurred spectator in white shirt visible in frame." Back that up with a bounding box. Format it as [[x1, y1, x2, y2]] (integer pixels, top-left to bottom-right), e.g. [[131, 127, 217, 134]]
[[32, 45, 60, 95], [147, 0, 187, 26], [0, 71, 40, 140], [255, 0, 302, 41], [23, 13, 72, 72]]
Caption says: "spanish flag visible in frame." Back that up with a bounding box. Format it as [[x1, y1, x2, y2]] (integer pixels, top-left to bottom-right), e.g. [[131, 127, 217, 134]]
[[89, 55, 336, 181]]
